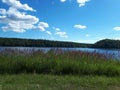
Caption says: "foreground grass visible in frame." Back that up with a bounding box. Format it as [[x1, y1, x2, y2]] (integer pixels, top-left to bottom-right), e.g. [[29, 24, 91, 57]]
[[0, 48, 120, 76], [0, 74, 120, 90], [0, 49, 120, 90]]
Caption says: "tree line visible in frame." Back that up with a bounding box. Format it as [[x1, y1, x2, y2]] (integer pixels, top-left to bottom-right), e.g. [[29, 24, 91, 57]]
[[0, 38, 92, 48], [0, 38, 120, 49]]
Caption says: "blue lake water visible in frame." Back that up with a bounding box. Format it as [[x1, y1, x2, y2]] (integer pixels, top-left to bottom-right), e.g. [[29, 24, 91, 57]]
[[0, 47, 120, 60]]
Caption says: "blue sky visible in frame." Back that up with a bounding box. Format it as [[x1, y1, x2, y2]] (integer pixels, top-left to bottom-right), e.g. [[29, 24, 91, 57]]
[[0, 0, 120, 43]]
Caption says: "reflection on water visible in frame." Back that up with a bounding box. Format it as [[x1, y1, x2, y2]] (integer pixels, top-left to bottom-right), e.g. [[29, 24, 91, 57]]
[[0, 47, 120, 60]]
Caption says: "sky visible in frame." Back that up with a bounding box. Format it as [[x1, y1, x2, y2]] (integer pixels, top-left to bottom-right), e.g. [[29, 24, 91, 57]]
[[0, 0, 120, 43]]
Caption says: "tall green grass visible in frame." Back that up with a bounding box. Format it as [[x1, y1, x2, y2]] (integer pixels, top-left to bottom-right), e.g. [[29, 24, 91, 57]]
[[0, 48, 120, 76]]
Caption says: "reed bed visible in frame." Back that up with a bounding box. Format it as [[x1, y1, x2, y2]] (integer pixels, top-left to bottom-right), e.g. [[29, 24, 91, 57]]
[[0, 48, 120, 76]]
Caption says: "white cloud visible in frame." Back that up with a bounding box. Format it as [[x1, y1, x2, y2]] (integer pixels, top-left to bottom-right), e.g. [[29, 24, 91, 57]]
[[77, 0, 90, 7], [46, 31, 52, 35], [2, 21, 34, 33], [60, 0, 90, 7], [0, 8, 6, 15], [38, 22, 49, 31], [56, 28, 61, 31], [55, 31, 68, 38], [0, 7, 39, 33], [53, 27, 68, 38], [85, 34, 90, 37], [53, 27, 61, 31], [0, 0, 50, 33], [2, 0, 35, 11], [113, 26, 120, 31], [74, 24, 87, 30], [60, 0, 66, 3]]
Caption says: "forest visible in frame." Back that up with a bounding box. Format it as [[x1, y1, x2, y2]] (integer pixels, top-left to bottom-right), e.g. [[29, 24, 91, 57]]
[[0, 37, 92, 48], [93, 39, 120, 49], [0, 38, 120, 49]]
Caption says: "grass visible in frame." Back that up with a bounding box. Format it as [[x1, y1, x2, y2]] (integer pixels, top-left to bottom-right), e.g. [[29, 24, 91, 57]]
[[0, 74, 120, 90], [0, 48, 120, 76], [0, 48, 120, 90]]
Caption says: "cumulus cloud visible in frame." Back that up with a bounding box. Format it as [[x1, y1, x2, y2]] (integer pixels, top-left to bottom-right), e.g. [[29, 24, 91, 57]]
[[0, 8, 38, 32], [77, 0, 90, 7], [2, 0, 35, 11], [60, 0, 66, 2], [54, 27, 68, 38], [38, 22, 49, 31], [56, 28, 61, 31], [2, 21, 34, 33], [0, 8, 6, 15], [0, 7, 38, 24], [55, 31, 68, 38], [46, 31, 52, 35], [74, 24, 87, 30], [0, 0, 38, 32], [113, 26, 120, 31], [53, 27, 61, 31], [60, 0, 90, 7], [0, 0, 51, 34]]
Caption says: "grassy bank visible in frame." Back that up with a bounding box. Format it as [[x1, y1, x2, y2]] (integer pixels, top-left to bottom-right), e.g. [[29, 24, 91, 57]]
[[0, 48, 120, 76], [0, 74, 120, 90]]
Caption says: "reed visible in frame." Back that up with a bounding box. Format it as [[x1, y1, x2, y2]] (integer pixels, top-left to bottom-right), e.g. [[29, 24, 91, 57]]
[[0, 48, 120, 76]]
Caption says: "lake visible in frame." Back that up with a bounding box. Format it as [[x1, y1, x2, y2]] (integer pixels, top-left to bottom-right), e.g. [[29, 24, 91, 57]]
[[0, 47, 120, 60]]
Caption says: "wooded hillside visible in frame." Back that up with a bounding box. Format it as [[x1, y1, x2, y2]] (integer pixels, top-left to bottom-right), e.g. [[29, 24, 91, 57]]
[[93, 39, 120, 49], [0, 38, 92, 47]]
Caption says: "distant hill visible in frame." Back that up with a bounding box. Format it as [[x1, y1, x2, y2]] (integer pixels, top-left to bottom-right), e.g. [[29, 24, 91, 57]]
[[93, 39, 120, 49], [1, 38, 120, 49], [0, 37, 92, 48]]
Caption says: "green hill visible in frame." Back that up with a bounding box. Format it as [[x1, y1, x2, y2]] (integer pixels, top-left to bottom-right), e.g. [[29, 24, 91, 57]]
[[93, 39, 120, 49]]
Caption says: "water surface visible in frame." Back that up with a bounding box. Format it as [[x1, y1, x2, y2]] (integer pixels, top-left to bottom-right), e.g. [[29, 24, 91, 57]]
[[0, 47, 120, 60]]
